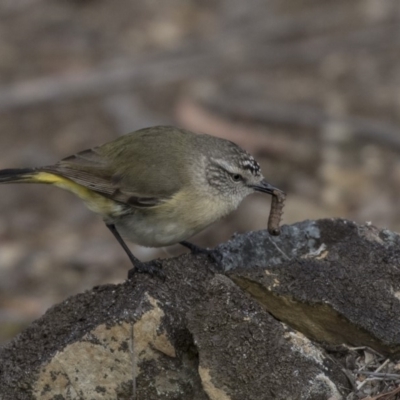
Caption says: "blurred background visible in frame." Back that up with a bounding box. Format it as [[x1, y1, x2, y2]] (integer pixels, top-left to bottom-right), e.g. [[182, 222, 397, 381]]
[[0, 0, 400, 342]]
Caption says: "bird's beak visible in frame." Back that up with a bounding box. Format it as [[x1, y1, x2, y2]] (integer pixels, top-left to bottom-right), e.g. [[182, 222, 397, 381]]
[[253, 179, 284, 195]]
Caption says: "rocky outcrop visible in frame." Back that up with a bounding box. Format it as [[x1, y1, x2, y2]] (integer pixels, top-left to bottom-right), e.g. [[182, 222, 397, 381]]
[[1, 219, 400, 399]]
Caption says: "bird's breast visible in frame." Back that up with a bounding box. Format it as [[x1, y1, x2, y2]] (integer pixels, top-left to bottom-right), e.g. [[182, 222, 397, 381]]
[[113, 189, 239, 248]]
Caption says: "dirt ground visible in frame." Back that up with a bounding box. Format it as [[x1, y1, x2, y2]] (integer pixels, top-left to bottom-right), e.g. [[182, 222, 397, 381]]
[[0, 0, 400, 345]]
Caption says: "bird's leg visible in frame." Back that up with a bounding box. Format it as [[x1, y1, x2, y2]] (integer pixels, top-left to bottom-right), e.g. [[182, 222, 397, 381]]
[[179, 240, 208, 254], [106, 223, 164, 280], [179, 240, 222, 267]]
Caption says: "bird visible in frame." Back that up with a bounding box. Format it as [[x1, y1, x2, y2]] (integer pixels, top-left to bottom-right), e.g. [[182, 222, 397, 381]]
[[0, 126, 284, 278]]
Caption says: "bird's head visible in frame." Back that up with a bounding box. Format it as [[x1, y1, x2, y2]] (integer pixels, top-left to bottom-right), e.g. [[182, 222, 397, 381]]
[[203, 141, 283, 209]]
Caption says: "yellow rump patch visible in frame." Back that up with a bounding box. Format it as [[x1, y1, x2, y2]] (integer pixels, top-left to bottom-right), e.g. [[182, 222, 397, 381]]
[[34, 172, 122, 216]]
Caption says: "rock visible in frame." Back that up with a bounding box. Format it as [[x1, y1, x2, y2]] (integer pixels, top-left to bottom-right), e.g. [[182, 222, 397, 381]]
[[2, 218, 400, 399], [186, 275, 346, 400], [227, 219, 400, 356], [0, 225, 352, 399]]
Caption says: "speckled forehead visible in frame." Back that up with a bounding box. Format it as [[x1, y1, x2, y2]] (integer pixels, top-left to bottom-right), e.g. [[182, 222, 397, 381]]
[[239, 153, 261, 176]]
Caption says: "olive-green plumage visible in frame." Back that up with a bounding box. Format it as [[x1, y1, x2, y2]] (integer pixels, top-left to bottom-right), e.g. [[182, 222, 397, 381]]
[[0, 126, 282, 274], [51, 127, 194, 204]]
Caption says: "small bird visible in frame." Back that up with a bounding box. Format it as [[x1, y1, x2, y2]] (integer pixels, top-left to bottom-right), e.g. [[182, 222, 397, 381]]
[[0, 126, 283, 277]]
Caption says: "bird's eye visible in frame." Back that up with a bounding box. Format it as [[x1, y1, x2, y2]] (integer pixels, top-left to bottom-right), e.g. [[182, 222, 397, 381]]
[[232, 174, 242, 182]]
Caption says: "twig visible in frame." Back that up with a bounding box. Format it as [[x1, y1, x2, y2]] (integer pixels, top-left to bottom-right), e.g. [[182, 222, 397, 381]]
[[342, 368, 357, 392], [357, 359, 390, 392], [348, 346, 384, 359], [365, 385, 400, 400], [356, 372, 400, 380]]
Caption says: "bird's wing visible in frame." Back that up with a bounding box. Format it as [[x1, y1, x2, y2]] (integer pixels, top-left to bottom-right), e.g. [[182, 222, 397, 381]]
[[43, 149, 168, 208], [42, 129, 190, 208]]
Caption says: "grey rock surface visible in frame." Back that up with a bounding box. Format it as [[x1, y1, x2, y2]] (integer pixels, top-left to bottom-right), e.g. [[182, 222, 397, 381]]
[[229, 219, 400, 355]]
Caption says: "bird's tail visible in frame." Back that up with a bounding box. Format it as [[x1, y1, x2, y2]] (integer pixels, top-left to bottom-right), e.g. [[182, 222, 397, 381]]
[[0, 168, 38, 183], [0, 167, 121, 216]]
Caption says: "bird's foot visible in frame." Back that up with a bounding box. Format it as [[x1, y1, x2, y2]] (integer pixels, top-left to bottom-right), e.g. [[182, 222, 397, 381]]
[[127, 259, 165, 281], [180, 241, 223, 270]]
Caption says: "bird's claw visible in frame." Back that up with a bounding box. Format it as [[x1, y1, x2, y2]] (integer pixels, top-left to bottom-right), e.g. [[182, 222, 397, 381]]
[[186, 245, 224, 271], [127, 260, 166, 281]]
